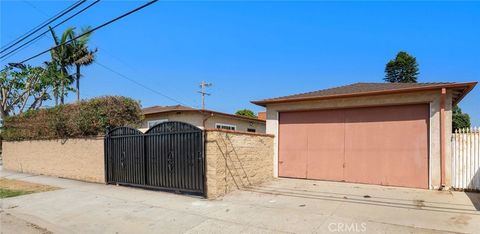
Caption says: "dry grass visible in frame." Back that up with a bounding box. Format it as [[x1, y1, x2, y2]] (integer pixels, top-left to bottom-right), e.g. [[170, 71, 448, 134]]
[[0, 178, 59, 198]]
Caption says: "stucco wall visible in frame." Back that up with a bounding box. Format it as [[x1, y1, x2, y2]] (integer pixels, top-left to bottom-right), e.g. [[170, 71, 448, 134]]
[[205, 129, 274, 198], [265, 90, 453, 189], [141, 112, 204, 129], [141, 112, 266, 133], [3, 138, 105, 183]]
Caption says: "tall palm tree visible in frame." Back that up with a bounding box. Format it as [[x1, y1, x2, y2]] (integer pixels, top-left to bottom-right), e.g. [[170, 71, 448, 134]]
[[43, 61, 61, 106], [49, 26, 74, 105], [68, 26, 96, 102]]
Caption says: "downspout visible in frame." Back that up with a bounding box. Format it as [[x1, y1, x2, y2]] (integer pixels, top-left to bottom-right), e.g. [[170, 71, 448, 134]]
[[440, 88, 446, 188], [202, 111, 213, 129], [201, 111, 213, 198]]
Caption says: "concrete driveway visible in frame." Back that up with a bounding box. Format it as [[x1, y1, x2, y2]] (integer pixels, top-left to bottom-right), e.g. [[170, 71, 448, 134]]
[[1, 169, 479, 234]]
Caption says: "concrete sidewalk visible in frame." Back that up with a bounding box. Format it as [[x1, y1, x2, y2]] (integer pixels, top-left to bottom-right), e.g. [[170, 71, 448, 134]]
[[1, 168, 479, 234]]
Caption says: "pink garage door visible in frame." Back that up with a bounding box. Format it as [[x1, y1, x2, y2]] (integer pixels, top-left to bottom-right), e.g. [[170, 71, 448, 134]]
[[278, 104, 429, 189]]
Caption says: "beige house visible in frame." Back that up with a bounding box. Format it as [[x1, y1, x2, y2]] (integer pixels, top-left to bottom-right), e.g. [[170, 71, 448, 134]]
[[140, 105, 266, 133], [252, 82, 477, 190]]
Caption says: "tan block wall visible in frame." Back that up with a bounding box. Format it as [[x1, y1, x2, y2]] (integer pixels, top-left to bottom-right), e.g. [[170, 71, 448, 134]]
[[266, 90, 453, 189], [205, 130, 274, 198], [3, 138, 105, 183]]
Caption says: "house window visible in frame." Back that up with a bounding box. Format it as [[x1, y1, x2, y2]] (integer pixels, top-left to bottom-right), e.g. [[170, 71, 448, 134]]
[[247, 128, 256, 133], [215, 123, 236, 131], [147, 119, 168, 128]]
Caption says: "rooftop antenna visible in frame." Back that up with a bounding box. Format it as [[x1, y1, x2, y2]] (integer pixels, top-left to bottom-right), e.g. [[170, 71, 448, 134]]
[[198, 81, 212, 110]]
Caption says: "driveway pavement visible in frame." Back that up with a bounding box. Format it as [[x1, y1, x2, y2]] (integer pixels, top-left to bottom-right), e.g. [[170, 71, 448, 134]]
[[1, 169, 479, 234]]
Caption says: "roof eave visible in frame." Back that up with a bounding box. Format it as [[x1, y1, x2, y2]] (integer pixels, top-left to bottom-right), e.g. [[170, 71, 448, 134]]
[[251, 82, 477, 107], [452, 82, 477, 106], [144, 109, 266, 123]]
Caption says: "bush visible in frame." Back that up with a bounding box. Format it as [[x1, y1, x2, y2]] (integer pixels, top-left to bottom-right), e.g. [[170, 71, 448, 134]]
[[2, 96, 143, 141]]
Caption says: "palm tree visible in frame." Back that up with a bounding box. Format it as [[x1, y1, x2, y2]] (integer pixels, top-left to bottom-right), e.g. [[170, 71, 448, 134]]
[[68, 26, 96, 102], [49, 26, 74, 105], [43, 61, 61, 106]]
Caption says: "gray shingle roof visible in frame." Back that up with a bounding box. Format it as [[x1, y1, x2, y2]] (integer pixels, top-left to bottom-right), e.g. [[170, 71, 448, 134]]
[[142, 105, 195, 115], [142, 105, 265, 122], [252, 82, 477, 106]]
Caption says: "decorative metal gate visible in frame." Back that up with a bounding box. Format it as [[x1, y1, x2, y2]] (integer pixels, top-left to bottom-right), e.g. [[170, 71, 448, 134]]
[[105, 121, 205, 195]]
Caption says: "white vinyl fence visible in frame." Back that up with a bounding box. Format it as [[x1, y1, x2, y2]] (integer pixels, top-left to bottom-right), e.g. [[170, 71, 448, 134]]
[[451, 127, 480, 191]]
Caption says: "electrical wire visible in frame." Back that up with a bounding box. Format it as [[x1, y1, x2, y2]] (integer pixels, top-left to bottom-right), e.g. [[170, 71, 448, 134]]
[[0, 0, 86, 54], [1, 0, 101, 61], [94, 60, 193, 107], [1, 0, 83, 49], [93, 44, 201, 108], [1, 0, 158, 71]]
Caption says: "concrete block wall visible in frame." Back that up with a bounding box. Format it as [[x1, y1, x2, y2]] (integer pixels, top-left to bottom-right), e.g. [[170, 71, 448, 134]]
[[3, 138, 105, 183], [205, 129, 274, 198], [3, 131, 274, 198]]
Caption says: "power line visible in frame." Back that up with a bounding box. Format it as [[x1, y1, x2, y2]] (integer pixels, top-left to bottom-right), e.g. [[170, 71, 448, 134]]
[[92, 44, 202, 108], [94, 61, 192, 107], [22, 0, 49, 16], [2, 0, 158, 70], [0, 0, 86, 54], [1, 0, 82, 49], [0, 33, 44, 62], [0, 0, 101, 60]]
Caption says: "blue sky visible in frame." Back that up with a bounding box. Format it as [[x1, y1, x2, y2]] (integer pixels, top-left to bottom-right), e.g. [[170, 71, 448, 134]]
[[1, 1, 479, 125]]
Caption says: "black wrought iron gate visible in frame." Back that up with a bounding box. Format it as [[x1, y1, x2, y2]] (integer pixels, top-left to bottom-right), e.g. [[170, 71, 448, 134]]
[[104, 121, 205, 195]]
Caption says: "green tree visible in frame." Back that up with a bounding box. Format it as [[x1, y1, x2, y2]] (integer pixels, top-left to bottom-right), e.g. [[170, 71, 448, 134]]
[[43, 61, 62, 106], [0, 65, 53, 119], [384, 51, 419, 83], [235, 109, 257, 118], [49, 27, 75, 105], [68, 26, 96, 102], [452, 106, 471, 132]]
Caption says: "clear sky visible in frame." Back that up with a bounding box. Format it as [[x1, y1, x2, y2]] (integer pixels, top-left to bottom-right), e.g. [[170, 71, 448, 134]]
[[1, 1, 479, 125]]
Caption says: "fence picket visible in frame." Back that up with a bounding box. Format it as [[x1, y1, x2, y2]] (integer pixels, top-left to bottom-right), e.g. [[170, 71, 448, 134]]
[[451, 127, 480, 191]]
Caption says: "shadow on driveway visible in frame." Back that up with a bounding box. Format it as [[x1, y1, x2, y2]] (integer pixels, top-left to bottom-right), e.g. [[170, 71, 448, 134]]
[[245, 179, 480, 216], [466, 190, 480, 211]]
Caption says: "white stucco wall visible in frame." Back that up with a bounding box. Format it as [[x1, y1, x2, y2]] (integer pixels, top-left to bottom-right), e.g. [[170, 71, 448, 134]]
[[141, 112, 266, 133], [265, 90, 453, 189]]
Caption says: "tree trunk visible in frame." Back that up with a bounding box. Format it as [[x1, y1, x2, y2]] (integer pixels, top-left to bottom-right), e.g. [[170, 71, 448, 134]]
[[60, 67, 65, 105], [60, 79, 64, 104], [0, 105, 7, 119], [76, 64, 80, 102]]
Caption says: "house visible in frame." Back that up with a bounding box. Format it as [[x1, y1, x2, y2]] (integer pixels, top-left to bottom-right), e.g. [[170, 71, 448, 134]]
[[252, 82, 477, 190], [140, 105, 266, 133]]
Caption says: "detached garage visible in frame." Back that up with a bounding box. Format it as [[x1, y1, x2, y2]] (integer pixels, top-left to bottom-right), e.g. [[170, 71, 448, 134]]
[[252, 82, 477, 189]]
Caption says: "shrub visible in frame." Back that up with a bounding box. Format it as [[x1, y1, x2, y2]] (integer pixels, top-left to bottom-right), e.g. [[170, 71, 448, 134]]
[[2, 96, 143, 141]]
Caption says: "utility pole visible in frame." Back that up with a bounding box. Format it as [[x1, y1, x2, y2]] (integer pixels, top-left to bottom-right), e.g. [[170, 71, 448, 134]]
[[198, 81, 212, 110]]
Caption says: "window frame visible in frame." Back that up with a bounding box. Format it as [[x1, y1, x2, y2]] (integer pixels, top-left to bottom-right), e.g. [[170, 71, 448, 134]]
[[215, 123, 237, 131]]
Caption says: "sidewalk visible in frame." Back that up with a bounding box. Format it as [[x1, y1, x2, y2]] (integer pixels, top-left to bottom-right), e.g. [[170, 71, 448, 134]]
[[1, 168, 479, 233]]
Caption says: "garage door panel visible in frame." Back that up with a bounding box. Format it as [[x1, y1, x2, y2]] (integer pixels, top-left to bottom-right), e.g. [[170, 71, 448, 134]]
[[279, 115, 308, 178], [307, 149, 344, 181], [344, 104, 429, 189], [305, 109, 345, 181], [279, 104, 429, 189], [278, 150, 308, 178], [279, 122, 308, 150]]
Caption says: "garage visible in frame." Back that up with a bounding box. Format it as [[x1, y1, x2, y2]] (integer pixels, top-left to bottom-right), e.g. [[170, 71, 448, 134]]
[[252, 82, 477, 189], [279, 104, 429, 188]]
